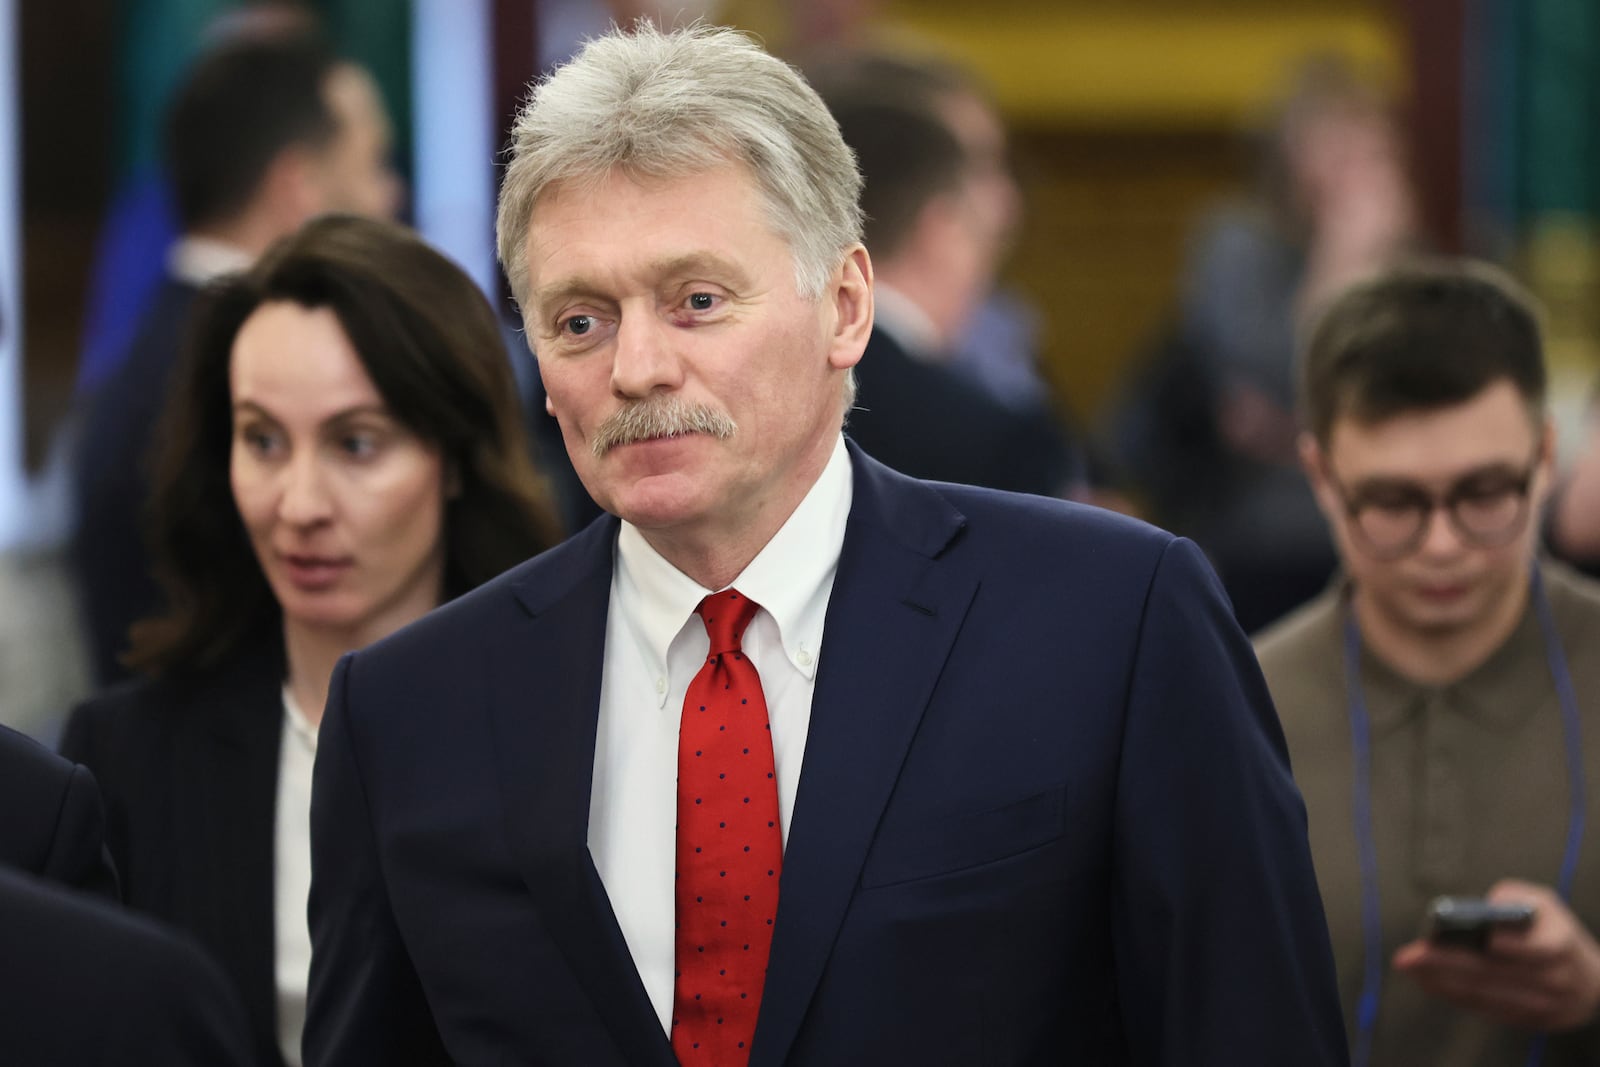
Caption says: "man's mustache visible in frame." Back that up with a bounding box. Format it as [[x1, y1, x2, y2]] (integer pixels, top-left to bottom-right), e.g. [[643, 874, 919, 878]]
[[591, 396, 738, 457]]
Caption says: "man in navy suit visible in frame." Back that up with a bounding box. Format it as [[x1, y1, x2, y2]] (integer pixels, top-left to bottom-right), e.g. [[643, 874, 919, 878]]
[[0, 725, 253, 1063], [306, 24, 1347, 1066], [0, 865, 256, 1066]]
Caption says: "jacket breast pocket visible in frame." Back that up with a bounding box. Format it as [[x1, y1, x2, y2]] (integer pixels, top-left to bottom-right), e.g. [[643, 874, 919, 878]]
[[858, 785, 1067, 890]]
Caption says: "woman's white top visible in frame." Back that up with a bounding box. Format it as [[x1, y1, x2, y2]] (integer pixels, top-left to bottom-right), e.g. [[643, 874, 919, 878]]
[[275, 685, 319, 1067]]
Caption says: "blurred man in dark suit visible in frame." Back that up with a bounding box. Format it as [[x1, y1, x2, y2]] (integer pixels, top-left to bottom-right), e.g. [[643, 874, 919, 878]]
[[0, 864, 255, 1066], [0, 724, 251, 1062], [811, 56, 1087, 498]]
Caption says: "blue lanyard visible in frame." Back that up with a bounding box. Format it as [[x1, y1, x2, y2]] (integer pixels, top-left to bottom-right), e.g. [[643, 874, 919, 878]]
[[1342, 565, 1585, 1067]]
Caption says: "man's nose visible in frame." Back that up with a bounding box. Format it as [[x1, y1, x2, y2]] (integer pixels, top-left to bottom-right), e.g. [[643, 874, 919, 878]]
[[610, 312, 684, 399], [1416, 502, 1467, 558]]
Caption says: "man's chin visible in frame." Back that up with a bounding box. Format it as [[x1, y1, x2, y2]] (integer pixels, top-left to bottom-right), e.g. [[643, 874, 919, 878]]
[[604, 474, 712, 531], [1396, 591, 1486, 635]]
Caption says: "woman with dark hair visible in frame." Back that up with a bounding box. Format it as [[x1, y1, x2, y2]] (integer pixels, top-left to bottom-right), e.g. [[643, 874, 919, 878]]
[[61, 214, 561, 1067]]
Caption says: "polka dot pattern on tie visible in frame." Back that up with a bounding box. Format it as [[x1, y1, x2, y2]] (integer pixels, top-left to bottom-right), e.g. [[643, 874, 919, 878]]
[[672, 589, 782, 1067]]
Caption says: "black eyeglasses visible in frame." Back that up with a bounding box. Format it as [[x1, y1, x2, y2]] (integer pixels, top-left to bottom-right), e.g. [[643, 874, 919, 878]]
[[1325, 451, 1540, 561]]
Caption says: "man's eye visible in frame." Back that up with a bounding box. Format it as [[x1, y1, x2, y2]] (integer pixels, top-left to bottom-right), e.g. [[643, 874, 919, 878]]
[[688, 292, 715, 311], [1456, 479, 1519, 501], [564, 315, 593, 336]]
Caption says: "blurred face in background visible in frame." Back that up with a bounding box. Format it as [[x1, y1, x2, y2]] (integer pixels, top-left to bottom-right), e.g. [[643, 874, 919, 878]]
[[1286, 101, 1413, 250], [936, 87, 1021, 262], [311, 63, 403, 220], [229, 301, 448, 646]]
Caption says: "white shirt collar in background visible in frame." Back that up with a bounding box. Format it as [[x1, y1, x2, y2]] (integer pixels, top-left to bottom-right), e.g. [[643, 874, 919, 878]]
[[168, 235, 254, 287]]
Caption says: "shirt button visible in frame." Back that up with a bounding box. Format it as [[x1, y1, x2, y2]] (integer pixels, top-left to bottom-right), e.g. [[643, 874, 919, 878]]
[[655, 677, 667, 694], [796, 649, 813, 667]]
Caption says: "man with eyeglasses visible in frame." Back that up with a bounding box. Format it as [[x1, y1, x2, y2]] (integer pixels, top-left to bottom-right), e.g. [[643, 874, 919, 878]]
[[1256, 258, 1600, 1066]]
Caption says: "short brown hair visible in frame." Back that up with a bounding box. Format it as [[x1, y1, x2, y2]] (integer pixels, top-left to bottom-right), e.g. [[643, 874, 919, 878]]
[[165, 30, 341, 231], [1300, 258, 1546, 444], [128, 215, 561, 675]]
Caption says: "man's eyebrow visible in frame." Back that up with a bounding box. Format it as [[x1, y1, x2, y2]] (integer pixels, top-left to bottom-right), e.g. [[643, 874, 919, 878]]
[[530, 278, 612, 317], [533, 253, 755, 312], [649, 252, 754, 289], [1352, 461, 1528, 493]]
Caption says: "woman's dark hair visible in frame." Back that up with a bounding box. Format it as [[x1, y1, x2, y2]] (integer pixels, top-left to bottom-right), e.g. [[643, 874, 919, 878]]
[[128, 214, 562, 675]]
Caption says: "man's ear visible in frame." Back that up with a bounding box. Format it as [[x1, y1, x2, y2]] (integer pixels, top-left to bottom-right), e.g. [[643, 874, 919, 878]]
[[259, 145, 321, 231], [1533, 414, 1559, 504], [827, 244, 873, 372], [1300, 431, 1340, 524]]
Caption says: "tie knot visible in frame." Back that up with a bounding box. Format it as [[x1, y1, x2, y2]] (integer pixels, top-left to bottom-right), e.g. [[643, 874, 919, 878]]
[[695, 589, 760, 656]]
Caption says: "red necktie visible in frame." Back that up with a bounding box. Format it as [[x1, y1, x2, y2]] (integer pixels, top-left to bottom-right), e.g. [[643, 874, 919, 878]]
[[672, 589, 783, 1066]]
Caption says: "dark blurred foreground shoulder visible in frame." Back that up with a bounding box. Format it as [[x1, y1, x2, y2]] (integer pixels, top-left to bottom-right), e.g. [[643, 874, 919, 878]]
[[0, 863, 256, 1066]]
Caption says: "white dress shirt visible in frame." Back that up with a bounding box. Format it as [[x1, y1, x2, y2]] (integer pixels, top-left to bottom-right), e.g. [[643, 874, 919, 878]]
[[871, 282, 944, 362], [167, 234, 254, 287], [275, 685, 319, 1067], [588, 436, 854, 1034]]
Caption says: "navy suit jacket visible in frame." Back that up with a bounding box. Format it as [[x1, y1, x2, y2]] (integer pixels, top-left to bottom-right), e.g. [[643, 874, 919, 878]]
[[306, 445, 1347, 1066], [60, 638, 288, 1067], [0, 723, 119, 899], [0, 864, 255, 1066]]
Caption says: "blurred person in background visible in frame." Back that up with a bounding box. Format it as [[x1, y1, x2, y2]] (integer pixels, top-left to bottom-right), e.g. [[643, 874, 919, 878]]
[[810, 54, 1089, 499], [1257, 260, 1600, 1065], [71, 26, 402, 687], [1549, 389, 1600, 577], [1113, 54, 1418, 631], [0, 864, 256, 1066], [0, 722, 248, 1063], [0, 723, 118, 898], [61, 216, 559, 1067]]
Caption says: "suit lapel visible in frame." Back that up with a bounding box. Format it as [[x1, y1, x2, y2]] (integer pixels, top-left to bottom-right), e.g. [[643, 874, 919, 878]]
[[171, 643, 285, 1046], [490, 518, 677, 1067], [752, 449, 976, 1067]]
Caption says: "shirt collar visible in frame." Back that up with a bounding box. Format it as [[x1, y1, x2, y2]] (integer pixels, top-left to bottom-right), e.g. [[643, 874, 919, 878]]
[[168, 235, 254, 287], [1346, 569, 1549, 734], [871, 283, 943, 361], [279, 684, 320, 752], [615, 436, 854, 707]]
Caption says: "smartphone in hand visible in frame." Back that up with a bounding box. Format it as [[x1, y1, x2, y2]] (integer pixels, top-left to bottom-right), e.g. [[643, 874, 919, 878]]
[[1425, 896, 1537, 952]]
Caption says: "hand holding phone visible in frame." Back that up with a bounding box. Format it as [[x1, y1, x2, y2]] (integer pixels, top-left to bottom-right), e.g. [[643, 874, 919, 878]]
[[1424, 895, 1537, 952]]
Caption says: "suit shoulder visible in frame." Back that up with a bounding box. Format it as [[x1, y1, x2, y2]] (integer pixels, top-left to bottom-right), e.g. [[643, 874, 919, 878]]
[[936, 483, 1176, 567], [354, 521, 612, 673], [0, 866, 252, 1065], [0, 724, 76, 798], [63, 651, 276, 767], [64, 675, 184, 748], [1253, 586, 1342, 674], [1251, 586, 1344, 743], [1543, 558, 1600, 641]]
